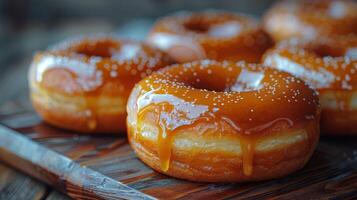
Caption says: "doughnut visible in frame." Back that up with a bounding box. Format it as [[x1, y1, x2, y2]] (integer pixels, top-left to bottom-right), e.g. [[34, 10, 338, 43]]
[[147, 11, 273, 63], [127, 60, 320, 182], [263, 0, 357, 41], [264, 35, 357, 135], [29, 36, 172, 133]]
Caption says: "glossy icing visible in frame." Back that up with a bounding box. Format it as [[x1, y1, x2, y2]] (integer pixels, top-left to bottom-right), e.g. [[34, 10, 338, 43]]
[[30, 36, 172, 131], [148, 11, 273, 63], [264, 36, 357, 91], [127, 60, 319, 175], [264, 36, 357, 134], [264, 0, 357, 41]]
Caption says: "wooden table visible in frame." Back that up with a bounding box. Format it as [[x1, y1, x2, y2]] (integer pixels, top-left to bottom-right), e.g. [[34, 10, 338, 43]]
[[0, 17, 118, 200], [0, 4, 356, 198], [0, 164, 70, 200], [0, 103, 71, 200], [1, 101, 357, 200]]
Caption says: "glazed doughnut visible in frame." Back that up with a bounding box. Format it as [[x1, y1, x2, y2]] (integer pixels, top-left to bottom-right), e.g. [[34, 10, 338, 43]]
[[147, 11, 273, 63], [127, 60, 320, 182], [264, 35, 357, 135], [263, 0, 357, 41], [29, 36, 172, 133]]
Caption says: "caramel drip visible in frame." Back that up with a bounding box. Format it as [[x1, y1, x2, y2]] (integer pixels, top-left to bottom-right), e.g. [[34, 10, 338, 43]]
[[157, 125, 174, 171], [137, 103, 204, 172], [138, 104, 258, 175], [130, 60, 319, 178], [84, 95, 97, 131], [239, 136, 256, 176], [222, 116, 295, 176], [137, 104, 298, 175], [137, 105, 175, 171]]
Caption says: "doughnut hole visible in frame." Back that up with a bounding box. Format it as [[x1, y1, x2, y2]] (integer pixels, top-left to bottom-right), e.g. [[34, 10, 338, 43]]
[[148, 11, 274, 63], [71, 39, 120, 58], [183, 19, 210, 34], [177, 64, 265, 93], [308, 44, 346, 58], [181, 69, 232, 92]]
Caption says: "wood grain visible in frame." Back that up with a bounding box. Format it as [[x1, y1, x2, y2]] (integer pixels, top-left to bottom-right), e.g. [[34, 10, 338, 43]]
[[0, 123, 154, 200], [46, 191, 77, 200], [0, 111, 356, 199], [0, 164, 48, 200]]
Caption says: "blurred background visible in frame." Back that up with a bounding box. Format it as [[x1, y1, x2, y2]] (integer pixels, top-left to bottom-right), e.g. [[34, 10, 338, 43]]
[[0, 0, 275, 113]]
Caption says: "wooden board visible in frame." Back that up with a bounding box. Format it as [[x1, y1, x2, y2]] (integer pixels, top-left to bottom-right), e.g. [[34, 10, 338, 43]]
[[0, 110, 357, 200], [0, 163, 48, 200]]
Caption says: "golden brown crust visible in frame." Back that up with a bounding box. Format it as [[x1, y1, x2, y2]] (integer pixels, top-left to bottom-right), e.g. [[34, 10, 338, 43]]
[[263, 0, 357, 41], [128, 115, 319, 182], [319, 91, 357, 135], [32, 100, 127, 133], [127, 60, 320, 182], [31, 90, 127, 133], [29, 36, 172, 133], [147, 11, 273, 63], [263, 36, 357, 135], [129, 137, 315, 182]]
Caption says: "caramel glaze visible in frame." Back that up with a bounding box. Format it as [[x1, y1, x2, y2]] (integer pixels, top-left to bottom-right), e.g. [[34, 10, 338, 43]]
[[29, 36, 172, 133], [263, 0, 357, 41], [147, 11, 273, 63], [127, 60, 319, 176], [264, 35, 357, 135]]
